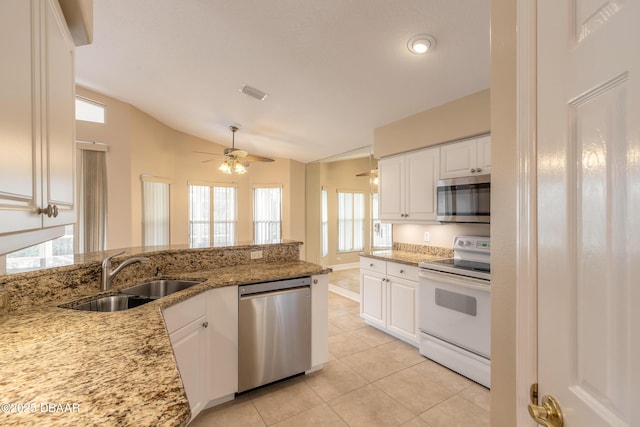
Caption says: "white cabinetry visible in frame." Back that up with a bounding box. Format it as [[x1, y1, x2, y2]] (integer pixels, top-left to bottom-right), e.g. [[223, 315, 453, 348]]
[[310, 274, 329, 370], [360, 257, 419, 346], [206, 286, 238, 405], [163, 292, 209, 419], [378, 146, 439, 222], [440, 134, 491, 179], [0, 0, 75, 239]]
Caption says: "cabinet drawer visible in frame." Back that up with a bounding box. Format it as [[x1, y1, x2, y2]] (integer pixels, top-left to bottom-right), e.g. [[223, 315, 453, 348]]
[[386, 262, 419, 282], [360, 257, 386, 273], [163, 293, 207, 334]]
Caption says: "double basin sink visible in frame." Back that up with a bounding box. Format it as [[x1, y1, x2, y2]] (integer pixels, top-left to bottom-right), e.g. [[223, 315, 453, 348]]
[[59, 280, 202, 312]]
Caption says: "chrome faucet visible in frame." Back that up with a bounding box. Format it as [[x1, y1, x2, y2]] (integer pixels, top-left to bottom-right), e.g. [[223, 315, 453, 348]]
[[101, 251, 150, 291]]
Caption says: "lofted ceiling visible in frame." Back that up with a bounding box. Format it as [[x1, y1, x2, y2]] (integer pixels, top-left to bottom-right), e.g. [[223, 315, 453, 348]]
[[75, 0, 490, 163]]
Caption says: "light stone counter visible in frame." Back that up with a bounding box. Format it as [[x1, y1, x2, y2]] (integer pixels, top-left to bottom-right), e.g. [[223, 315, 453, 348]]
[[0, 243, 328, 426], [360, 242, 454, 266]]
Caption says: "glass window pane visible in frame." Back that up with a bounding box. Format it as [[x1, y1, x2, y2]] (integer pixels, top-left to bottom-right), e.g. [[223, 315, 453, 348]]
[[337, 191, 365, 252], [254, 187, 282, 244], [75, 97, 105, 123]]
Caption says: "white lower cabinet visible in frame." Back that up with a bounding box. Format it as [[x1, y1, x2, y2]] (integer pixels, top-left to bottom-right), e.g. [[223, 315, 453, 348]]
[[163, 286, 238, 421], [310, 274, 329, 370], [360, 257, 419, 346], [163, 292, 209, 419]]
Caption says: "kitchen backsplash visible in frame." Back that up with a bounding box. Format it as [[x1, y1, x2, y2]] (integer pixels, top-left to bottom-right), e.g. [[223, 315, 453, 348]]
[[392, 242, 454, 258], [0, 242, 302, 313]]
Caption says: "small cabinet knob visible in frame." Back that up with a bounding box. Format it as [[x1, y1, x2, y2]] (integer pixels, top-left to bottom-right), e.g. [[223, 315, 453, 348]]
[[202, 321, 209, 328], [400, 269, 405, 274], [313, 279, 318, 284], [476, 168, 482, 173], [370, 263, 374, 267], [470, 168, 476, 173], [37, 204, 59, 218]]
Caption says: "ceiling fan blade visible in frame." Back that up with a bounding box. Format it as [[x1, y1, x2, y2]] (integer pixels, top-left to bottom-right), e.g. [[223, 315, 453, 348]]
[[245, 154, 275, 162], [201, 159, 220, 163], [193, 150, 220, 156], [356, 169, 378, 177]]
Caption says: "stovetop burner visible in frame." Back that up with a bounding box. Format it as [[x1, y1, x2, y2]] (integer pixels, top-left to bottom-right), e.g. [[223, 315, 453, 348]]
[[419, 236, 491, 281]]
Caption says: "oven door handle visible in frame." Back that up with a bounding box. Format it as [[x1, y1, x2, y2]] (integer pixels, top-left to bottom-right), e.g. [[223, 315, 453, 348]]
[[418, 269, 490, 292]]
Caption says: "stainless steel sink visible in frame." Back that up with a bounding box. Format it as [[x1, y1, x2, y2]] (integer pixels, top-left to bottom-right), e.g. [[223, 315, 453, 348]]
[[60, 294, 154, 312], [119, 279, 202, 299]]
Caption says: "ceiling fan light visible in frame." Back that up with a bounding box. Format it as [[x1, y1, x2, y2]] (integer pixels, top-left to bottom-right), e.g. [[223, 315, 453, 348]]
[[234, 162, 247, 174], [218, 160, 232, 174]]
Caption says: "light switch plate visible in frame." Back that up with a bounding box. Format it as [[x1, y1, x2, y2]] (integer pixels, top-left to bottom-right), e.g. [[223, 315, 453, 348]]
[[250, 250, 263, 260], [424, 232, 430, 242]]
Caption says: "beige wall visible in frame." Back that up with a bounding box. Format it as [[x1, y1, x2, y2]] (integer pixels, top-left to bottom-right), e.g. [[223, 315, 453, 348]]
[[393, 223, 490, 248], [305, 156, 375, 267], [76, 87, 305, 252], [490, 0, 518, 425], [374, 89, 490, 158]]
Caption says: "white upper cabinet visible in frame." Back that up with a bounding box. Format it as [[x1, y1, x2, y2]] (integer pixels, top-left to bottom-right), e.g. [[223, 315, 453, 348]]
[[0, 0, 76, 237], [379, 146, 439, 222], [440, 134, 491, 179]]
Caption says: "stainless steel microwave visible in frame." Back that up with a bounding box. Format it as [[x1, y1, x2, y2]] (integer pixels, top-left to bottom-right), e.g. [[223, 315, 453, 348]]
[[436, 175, 490, 223]]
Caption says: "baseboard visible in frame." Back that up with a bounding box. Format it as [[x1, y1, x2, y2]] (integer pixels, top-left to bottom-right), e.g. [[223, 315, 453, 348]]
[[328, 284, 360, 302], [329, 262, 360, 271]]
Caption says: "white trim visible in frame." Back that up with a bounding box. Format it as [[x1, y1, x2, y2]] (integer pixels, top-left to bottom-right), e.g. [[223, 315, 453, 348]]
[[140, 174, 172, 184], [329, 262, 360, 271], [188, 180, 237, 188], [328, 284, 360, 302], [516, 0, 538, 425], [76, 140, 108, 151]]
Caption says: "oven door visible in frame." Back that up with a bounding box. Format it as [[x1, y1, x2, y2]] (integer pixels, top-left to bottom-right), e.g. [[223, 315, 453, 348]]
[[418, 269, 490, 359]]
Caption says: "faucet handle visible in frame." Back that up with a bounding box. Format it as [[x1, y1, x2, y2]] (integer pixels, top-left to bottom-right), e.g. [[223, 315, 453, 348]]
[[102, 251, 125, 267]]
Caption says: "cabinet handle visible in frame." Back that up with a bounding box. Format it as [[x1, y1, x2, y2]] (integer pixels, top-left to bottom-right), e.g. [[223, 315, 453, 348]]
[[370, 263, 374, 267], [202, 321, 209, 328], [400, 269, 405, 274], [37, 204, 59, 218], [313, 279, 318, 284], [476, 168, 482, 173], [470, 168, 476, 173]]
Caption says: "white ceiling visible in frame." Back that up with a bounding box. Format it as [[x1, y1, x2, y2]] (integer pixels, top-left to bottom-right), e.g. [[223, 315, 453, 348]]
[[75, 0, 490, 163]]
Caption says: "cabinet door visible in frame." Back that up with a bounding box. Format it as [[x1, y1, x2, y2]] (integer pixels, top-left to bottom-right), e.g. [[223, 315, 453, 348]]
[[440, 139, 477, 179], [378, 156, 404, 220], [0, 0, 42, 234], [42, 0, 75, 227], [207, 286, 238, 401], [360, 269, 386, 328], [475, 135, 491, 175], [170, 315, 208, 418], [310, 274, 328, 369], [387, 276, 419, 345], [405, 147, 439, 220]]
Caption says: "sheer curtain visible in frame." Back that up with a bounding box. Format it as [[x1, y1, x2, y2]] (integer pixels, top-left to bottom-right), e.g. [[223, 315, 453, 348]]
[[337, 191, 365, 252], [78, 146, 108, 253], [142, 178, 170, 246]]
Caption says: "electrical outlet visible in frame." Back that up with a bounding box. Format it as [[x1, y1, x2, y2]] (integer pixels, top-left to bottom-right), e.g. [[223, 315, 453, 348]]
[[424, 232, 430, 242], [250, 250, 263, 260]]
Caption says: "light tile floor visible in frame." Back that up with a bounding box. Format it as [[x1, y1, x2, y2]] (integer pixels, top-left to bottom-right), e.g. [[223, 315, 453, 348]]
[[328, 268, 360, 295], [189, 292, 490, 426]]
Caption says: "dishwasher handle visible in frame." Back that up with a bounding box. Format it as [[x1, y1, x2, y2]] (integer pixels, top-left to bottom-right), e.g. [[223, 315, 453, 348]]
[[239, 276, 312, 296]]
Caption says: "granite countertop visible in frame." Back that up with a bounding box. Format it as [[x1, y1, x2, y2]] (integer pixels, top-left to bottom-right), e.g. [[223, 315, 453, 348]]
[[0, 260, 328, 427], [360, 250, 448, 266]]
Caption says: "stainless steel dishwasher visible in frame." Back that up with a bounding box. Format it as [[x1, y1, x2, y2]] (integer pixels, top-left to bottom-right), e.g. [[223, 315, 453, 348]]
[[237, 276, 312, 393]]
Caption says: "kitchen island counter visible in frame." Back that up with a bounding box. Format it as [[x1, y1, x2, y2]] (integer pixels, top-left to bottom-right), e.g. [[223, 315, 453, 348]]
[[0, 243, 327, 426]]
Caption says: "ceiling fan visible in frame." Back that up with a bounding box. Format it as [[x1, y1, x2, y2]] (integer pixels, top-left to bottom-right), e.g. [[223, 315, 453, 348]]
[[195, 126, 274, 174]]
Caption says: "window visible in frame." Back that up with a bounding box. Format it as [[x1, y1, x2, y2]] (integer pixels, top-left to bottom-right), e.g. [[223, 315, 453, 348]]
[[142, 178, 170, 246], [189, 184, 237, 247], [321, 189, 328, 257], [254, 186, 282, 244], [372, 193, 392, 249], [5, 225, 74, 273], [337, 191, 365, 252], [75, 97, 105, 123]]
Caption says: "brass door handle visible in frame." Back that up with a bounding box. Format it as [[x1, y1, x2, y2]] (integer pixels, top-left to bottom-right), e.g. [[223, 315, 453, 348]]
[[528, 391, 563, 427]]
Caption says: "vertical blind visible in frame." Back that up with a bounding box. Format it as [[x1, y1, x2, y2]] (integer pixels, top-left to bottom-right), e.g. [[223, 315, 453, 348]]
[[321, 189, 328, 257], [254, 186, 282, 244], [78, 149, 108, 253], [337, 191, 365, 252], [142, 180, 170, 246], [189, 184, 237, 246]]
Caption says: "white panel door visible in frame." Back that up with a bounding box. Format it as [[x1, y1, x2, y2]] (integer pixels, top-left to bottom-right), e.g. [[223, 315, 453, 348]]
[[440, 139, 476, 179], [0, 0, 42, 234], [42, 0, 75, 227], [378, 156, 404, 220], [475, 135, 491, 175], [537, 0, 639, 425], [405, 147, 439, 221], [387, 276, 418, 345], [360, 269, 386, 328]]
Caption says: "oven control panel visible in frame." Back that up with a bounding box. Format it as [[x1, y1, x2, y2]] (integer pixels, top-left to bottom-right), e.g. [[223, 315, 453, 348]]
[[454, 236, 490, 253]]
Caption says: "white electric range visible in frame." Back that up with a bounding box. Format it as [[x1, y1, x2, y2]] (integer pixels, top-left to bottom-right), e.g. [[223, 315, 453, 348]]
[[418, 236, 491, 388]]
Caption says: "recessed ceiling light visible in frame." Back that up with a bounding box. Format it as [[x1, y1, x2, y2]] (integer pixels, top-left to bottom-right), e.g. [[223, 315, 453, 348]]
[[407, 34, 437, 54]]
